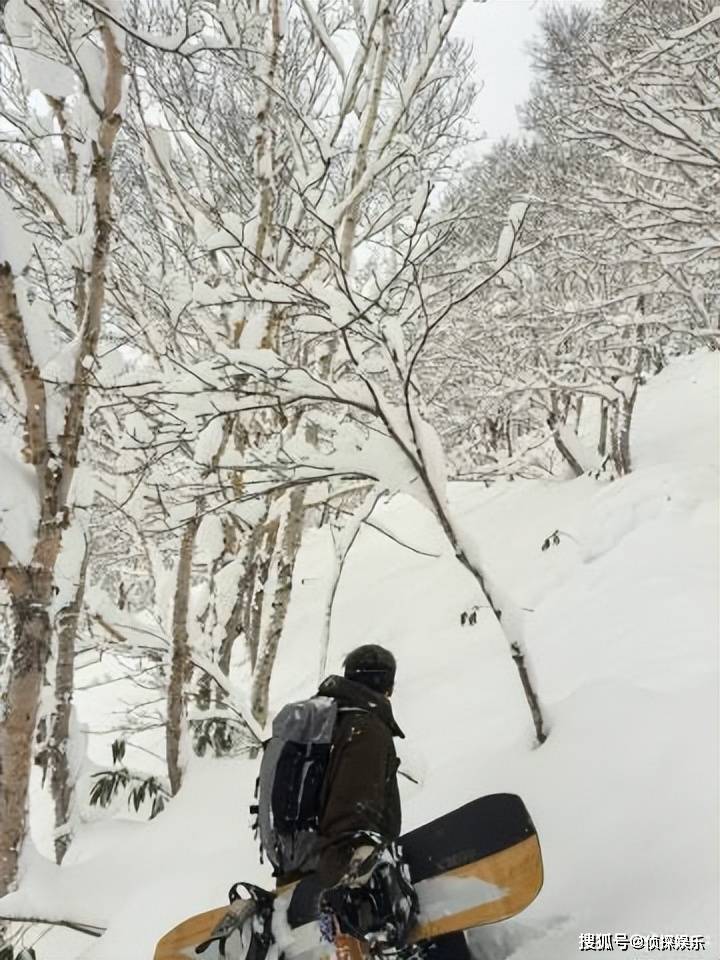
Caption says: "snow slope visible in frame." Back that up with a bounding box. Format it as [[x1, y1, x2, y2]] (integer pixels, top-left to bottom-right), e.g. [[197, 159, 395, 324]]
[[2, 351, 718, 960]]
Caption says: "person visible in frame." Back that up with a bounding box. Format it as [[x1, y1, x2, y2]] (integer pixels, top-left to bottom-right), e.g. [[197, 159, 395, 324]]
[[284, 644, 405, 928], [317, 643, 404, 878], [285, 644, 471, 957]]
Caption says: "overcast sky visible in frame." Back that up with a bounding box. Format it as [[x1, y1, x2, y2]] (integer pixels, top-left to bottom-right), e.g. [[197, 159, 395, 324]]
[[453, 0, 602, 148]]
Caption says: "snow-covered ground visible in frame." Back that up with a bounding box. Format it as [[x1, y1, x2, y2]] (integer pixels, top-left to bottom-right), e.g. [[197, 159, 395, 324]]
[[2, 351, 718, 959]]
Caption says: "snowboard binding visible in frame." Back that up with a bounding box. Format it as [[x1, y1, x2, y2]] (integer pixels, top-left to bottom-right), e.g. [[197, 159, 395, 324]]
[[195, 882, 274, 959], [320, 842, 418, 950]]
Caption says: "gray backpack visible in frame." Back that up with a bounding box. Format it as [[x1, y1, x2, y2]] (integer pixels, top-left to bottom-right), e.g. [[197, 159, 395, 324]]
[[253, 696, 338, 877]]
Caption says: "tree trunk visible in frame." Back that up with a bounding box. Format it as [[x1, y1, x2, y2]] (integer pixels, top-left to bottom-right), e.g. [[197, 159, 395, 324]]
[[49, 538, 91, 864], [250, 487, 306, 725], [251, 0, 284, 276], [0, 580, 52, 894], [598, 399, 609, 457], [211, 520, 267, 720], [548, 413, 584, 478], [244, 512, 280, 672], [574, 395, 584, 432], [207, 524, 264, 723], [167, 509, 201, 797], [619, 388, 637, 474], [505, 420, 515, 481], [217, 570, 247, 680], [338, 9, 391, 272], [611, 384, 639, 476]]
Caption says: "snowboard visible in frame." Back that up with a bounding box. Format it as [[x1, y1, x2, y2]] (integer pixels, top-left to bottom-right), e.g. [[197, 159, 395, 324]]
[[154, 793, 542, 960]]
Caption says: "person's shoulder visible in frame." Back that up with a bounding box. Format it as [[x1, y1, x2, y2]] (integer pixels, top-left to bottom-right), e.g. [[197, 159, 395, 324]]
[[342, 707, 397, 750], [336, 705, 388, 735]]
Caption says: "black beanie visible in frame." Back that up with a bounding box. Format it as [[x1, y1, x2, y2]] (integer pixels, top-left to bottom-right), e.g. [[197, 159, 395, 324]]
[[343, 644, 396, 695]]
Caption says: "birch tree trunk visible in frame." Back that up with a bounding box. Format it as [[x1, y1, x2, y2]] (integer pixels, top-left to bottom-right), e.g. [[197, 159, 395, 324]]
[[598, 399, 609, 458], [167, 508, 202, 796], [214, 518, 271, 706], [0, 565, 54, 894], [548, 413, 585, 477], [49, 539, 91, 864], [611, 380, 639, 476], [250, 487, 306, 725], [548, 393, 584, 477], [618, 383, 638, 475], [338, 8, 391, 272], [252, 0, 284, 271]]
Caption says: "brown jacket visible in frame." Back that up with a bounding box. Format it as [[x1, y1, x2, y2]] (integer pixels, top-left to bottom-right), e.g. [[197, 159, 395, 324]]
[[316, 675, 404, 880]]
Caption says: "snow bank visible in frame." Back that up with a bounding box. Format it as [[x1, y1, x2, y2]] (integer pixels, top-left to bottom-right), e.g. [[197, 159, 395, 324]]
[[632, 351, 719, 470]]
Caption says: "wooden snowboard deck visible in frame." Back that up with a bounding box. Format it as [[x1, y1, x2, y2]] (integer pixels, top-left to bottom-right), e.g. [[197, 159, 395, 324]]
[[155, 906, 229, 960], [409, 834, 542, 941], [154, 834, 542, 959]]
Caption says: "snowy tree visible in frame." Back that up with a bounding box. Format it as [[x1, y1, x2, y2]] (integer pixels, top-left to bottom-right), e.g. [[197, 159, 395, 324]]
[[89, 0, 490, 738], [0, 0, 125, 887], [420, 1, 719, 483], [111, 0, 549, 739]]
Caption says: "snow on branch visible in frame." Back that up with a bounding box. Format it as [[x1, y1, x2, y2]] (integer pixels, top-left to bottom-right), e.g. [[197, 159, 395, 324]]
[[0, 914, 105, 937]]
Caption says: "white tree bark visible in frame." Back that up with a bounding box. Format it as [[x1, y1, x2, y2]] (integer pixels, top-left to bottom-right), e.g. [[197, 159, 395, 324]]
[[250, 486, 307, 725], [49, 538, 91, 864], [338, 7, 391, 272], [167, 507, 202, 796]]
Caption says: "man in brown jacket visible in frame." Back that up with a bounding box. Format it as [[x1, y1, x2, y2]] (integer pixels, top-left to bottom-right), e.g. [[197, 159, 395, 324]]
[[286, 644, 402, 925], [287, 645, 471, 959], [316, 645, 403, 879]]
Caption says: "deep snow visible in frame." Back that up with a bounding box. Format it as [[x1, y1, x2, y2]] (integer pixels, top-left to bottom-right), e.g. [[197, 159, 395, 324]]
[[2, 351, 718, 960]]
